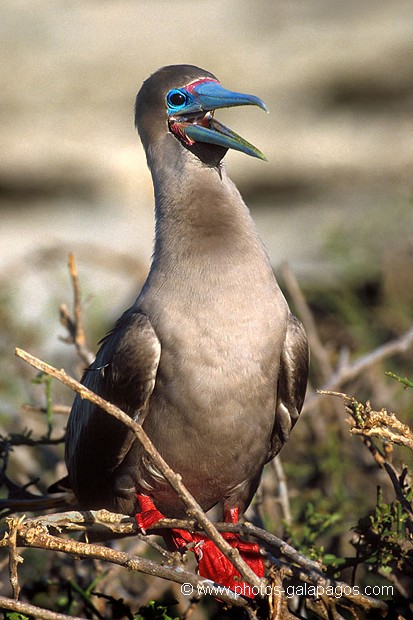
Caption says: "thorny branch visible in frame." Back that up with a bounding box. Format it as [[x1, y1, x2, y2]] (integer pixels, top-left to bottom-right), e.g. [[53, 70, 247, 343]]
[[14, 347, 263, 591]]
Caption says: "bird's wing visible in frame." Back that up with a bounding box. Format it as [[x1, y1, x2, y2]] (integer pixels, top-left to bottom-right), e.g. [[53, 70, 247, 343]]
[[269, 314, 309, 460], [97, 310, 161, 416], [65, 310, 161, 507]]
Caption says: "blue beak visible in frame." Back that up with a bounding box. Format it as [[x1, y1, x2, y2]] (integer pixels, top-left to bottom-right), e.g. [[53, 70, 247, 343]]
[[167, 79, 267, 160]]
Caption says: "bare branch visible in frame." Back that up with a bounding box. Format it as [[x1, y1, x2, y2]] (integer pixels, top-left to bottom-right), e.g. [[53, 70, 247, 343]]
[[22, 403, 71, 415], [68, 253, 85, 347], [1, 508, 390, 615], [0, 433, 65, 448], [5, 517, 24, 600], [14, 347, 263, 590], [271, 457, 292, 526], [0, 595, 85, 620], [330, 325, 413, 385], [59, 252, 94, 366], [0, 518, 247, 608], [305, 325, 413, 414], [280, 264, 351, 433], [280, 263, 333, 380]]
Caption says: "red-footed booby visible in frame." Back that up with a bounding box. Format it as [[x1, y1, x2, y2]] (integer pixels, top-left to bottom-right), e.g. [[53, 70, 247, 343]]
[[65, 64, 309, 594]]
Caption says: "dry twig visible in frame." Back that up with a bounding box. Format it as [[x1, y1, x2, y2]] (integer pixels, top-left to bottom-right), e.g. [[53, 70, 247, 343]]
[[22, 403, 71, 416], [319, 390, 413, 452], [305, 325, 413, 414], [0, 519, 247, 608], [319, 390, 413, 531], [14, 347, 263, 591], [280, 263, 333, 380], [59, 253, 94, 366], [5, 517, 23, 600], [1, 510, 388, 615], [280, 264, 352, 434], [272, 457, 292, 525], [0, 595, 85, 620]]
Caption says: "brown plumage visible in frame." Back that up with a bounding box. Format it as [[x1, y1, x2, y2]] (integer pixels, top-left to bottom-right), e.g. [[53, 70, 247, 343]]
[[65, 65, 309, 588]]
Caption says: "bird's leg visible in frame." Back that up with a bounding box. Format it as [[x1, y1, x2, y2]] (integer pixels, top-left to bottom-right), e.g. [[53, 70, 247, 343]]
[[193, 506, 264, 597], [135, 493, 195, 549], [135, 495, 263, 597], [223, 506, 240, 523], [223, 506, 265, 583], [135, 493, 165, 534]]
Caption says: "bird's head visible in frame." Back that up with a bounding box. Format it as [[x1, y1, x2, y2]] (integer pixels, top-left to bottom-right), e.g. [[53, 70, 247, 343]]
[[135, 65, 267, 167]]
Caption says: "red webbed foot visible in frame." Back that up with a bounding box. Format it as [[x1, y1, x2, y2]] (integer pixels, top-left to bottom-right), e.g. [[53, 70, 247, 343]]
[[135, 494, 194, 549], [136, 496, 264, 598], [135, 493, 165, 534], [195, 507, 264, 598]]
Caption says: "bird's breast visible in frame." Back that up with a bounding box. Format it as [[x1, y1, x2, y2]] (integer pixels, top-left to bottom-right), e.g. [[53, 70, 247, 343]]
[[140, 261, 287, 444], [129, 238, 290, 513]]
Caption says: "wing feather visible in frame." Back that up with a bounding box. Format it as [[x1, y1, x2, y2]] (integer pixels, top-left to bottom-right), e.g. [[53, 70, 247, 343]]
[[269, 314, 309, 460], [65, 309, 161, 509]]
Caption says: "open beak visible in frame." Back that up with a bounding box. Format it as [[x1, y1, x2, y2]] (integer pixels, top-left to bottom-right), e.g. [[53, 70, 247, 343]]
[[168, 78, 267, 160]]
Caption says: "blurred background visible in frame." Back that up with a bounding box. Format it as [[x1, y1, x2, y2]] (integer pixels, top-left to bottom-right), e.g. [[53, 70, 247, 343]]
[[1, 1, 413, 617], [2, 0, 413, 336]]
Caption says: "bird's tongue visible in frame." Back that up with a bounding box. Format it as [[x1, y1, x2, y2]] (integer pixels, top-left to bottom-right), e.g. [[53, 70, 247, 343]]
[[180, 116, 267, 160]]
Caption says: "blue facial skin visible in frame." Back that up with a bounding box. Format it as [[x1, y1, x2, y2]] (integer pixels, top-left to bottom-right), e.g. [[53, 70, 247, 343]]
[[166, 80, 267, 160], [167, 81, 267, 116]]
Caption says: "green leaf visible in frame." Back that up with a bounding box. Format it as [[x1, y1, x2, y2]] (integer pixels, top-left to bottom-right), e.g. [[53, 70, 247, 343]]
[[133, 600, 179, 620]]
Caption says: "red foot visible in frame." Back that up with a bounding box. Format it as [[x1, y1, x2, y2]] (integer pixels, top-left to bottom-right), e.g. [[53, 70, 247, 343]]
[[135, 494, 194, 548], [135, 495, 264, 598], [195, 507, 264, 597], [135, 494, 165, 533]]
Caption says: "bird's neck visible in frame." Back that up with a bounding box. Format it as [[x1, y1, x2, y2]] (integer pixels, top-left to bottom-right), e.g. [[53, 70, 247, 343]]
[[148, 136, 265, 264]]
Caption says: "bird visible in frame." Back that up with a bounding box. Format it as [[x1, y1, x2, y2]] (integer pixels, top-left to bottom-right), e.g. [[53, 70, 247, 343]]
[[65, 64, 309, 593]]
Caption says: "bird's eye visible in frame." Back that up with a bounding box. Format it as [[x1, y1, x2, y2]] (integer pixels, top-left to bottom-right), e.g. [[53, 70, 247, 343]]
[[167, 90, 187, 108]]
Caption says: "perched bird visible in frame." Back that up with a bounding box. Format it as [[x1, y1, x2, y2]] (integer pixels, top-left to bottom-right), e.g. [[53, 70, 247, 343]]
[[65, 64, 309, 592]]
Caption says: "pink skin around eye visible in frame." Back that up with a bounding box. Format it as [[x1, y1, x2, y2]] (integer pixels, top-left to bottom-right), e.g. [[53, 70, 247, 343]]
[[184, 77, 220, 94]]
